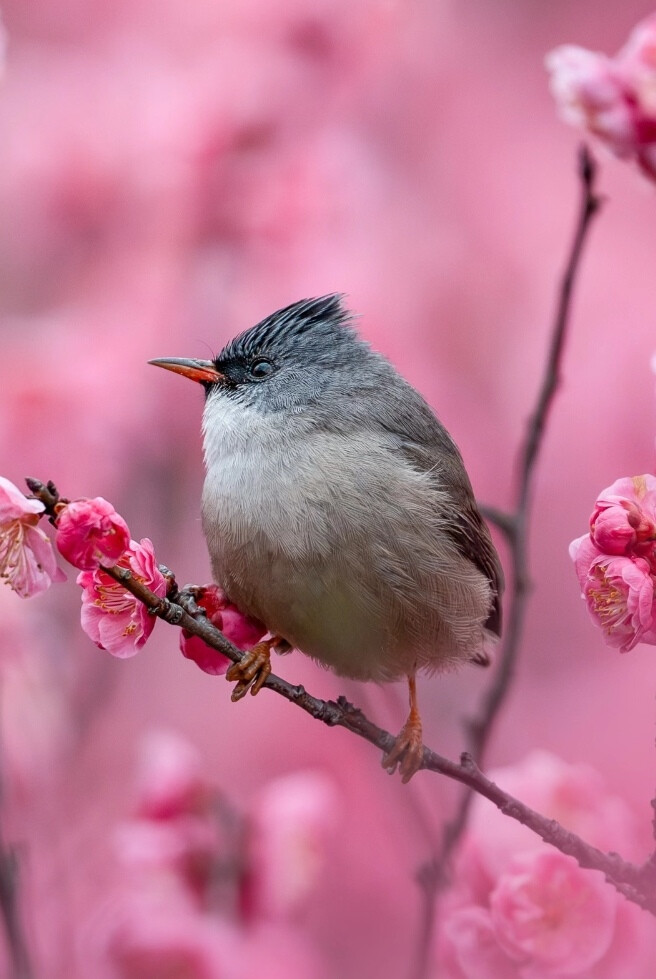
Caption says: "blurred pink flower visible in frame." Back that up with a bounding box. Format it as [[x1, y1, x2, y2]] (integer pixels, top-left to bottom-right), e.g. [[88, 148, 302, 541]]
[[546, 15, 656, 181], [590, 475, 656, 558], [437, 752, 651, 979], [237, 922, 326, 979], [489, 850, 616, 977], [180, 585, 266, 675], [0, 597, 73, 799], [438, 906, 514, 979], [99, 891, 240, 979], [56, 496, 131, 570], [114, 816, 220, 899], [546, 46, 634, 150], [246, 771, 339, 920], [134, 730, 209, 820], [463, 751, 639, 887], [0, 475, 64, 597], [78, 538, 166, 657]]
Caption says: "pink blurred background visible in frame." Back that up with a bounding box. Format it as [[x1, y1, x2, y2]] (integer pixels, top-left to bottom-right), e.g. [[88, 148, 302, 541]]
[[1, 1, 656, 976]]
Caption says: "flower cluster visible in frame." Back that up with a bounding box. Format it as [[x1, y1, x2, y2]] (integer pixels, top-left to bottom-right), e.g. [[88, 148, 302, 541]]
[[546, 14, 656, 181], [89, 730, 337, 977], [569, 475, 656, 652], [0, 476, 265, 665], [435, 751, 652, 978]]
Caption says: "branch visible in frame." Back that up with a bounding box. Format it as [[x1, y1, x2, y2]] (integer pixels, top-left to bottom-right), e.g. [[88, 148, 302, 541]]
[[23, 477, 656, 916], [411, 146, 604, 979], [477, 144, 602, 752]]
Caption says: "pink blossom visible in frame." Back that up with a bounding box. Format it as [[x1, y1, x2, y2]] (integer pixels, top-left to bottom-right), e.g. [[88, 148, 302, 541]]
[[546, 46, 635, 153], [238, 922, 326, 979], [99, 891, 240, 979], [0, 616, 73, 799], [180, 585, 266, 675], [438, 906, 515, 979], [490, 850, 616, 976], [78, 538, 166, 658], [56, 496, 131, 570], [569, 534, 656, 652], [437, 753, 650, 979], [0, 475, 64, 598], [133, 730, 209, 820], [463, 751, 639, 887], [246, 771, 339, 920], [114, 816, 220, 898], [546, 16, 656, 181], [617, 14, 656, 120]]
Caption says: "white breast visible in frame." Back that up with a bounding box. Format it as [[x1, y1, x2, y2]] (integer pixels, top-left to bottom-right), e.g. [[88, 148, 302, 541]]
[[199, 389, 493, 682]]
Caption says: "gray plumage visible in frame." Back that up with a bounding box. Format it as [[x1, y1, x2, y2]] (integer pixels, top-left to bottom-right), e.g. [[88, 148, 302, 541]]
[[199, 295, 503, 683]]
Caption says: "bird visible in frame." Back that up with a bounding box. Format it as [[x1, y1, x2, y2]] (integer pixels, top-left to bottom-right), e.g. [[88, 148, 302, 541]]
[[150, 295, 503, 782]]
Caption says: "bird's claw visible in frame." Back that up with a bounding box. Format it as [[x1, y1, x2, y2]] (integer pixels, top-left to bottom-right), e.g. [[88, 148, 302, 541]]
[[381, 714, 424, 783], [226, 641, 272, 701]]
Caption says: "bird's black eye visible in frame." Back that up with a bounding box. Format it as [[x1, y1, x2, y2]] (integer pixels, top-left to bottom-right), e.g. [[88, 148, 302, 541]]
[[249, 357, 274, 379]]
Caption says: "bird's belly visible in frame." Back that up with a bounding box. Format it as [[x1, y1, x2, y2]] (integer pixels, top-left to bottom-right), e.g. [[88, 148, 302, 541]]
[[217, 540, 406, 681], [201, 432, 492, 682]]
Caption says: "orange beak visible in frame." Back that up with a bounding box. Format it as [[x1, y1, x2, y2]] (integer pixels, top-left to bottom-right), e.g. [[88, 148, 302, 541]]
[[148, 357, 223, 384]]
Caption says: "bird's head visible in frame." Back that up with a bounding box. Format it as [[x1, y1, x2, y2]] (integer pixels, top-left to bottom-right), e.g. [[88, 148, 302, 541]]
[[149, 294, 368, 414]]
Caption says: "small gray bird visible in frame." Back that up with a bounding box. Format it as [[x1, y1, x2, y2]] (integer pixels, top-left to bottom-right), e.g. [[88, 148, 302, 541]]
[[150, 295, 503, 781]]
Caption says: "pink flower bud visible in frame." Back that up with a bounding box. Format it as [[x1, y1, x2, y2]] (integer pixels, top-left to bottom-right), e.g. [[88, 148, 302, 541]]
[[78, 538, 166, 658], [0, 476, 65, 598], [56, 496, 131, 570], [590, 475, 656, 557], [180, 585, 265, 675]]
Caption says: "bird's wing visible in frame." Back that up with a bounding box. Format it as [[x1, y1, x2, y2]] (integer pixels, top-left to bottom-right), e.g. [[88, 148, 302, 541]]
[[397, 433, 503, 637], [370, 382, 504, 637]]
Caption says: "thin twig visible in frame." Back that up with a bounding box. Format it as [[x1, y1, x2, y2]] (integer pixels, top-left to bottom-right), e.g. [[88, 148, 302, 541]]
[[22, 476, 656, 916], [0, 815, 33, 979], [410, 146, 604, 979]]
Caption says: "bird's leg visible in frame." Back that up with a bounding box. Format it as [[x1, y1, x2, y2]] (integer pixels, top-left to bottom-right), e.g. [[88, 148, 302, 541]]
[[226, 637, 283, 701], [381, 674, 424, 783]]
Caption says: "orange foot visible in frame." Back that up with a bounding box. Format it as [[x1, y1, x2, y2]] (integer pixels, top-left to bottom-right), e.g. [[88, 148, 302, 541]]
[[226, 639, 275, 701], [381, 674, 424, 783]]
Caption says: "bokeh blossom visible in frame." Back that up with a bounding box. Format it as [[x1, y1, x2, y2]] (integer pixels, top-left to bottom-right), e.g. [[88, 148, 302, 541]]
[[246, 771, 339, 920], [436, 751, 651, 978], [570, 475, 656, 651], [490, 850, 616, 975], [55, 496, 131, 570], [78, 538, 166, 657], [88, 731, 333, 978], [180, 584, 266, 675], [133, 730, 209, 821], [0, 475, 64, 597], [547, 14, 656, 181]]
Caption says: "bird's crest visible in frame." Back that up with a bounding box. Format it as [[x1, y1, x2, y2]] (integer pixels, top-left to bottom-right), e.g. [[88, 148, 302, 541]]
[[220, 294, 350, 361]]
